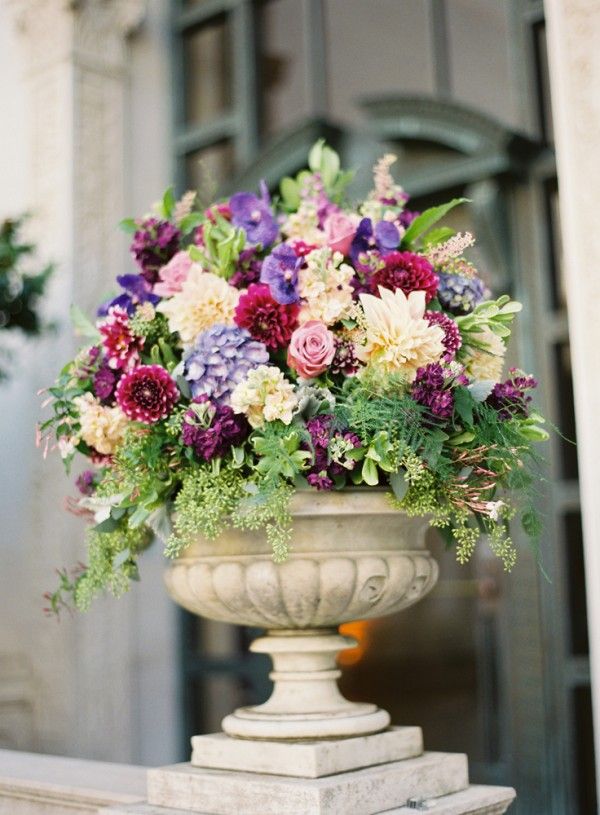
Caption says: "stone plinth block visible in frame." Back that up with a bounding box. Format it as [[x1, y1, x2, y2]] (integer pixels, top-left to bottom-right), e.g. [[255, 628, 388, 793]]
[[147, 751, 468, 815], [191, 726, 423, 778]]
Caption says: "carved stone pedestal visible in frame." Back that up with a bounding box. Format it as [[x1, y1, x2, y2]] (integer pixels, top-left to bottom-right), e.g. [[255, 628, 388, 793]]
[[105, 727, 515, 815]]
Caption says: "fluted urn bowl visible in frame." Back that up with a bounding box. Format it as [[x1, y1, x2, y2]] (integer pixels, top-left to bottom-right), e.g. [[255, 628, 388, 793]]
[[165, 488, 438, 741]]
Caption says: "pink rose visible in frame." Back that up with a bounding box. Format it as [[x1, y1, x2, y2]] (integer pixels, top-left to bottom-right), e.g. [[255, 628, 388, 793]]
[[323, 211, 359, 257], [154, 251, 194, 297], [288, 321, 336, 379]]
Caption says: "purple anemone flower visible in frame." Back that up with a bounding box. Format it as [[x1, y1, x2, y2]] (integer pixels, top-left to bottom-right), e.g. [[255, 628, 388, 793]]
[[350, 218, 400, 266], [260, 244, 301, 304], [97, 274, 160, 317], [230, 181, 278, 247]]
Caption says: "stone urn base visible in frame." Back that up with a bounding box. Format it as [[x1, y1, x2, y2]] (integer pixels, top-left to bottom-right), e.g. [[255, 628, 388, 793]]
[[118, 490, 516, 814]]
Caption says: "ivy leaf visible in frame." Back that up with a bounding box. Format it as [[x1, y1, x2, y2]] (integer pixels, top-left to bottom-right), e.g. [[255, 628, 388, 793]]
[[389, 469, 409, 501], [401, 198, 468, 248]]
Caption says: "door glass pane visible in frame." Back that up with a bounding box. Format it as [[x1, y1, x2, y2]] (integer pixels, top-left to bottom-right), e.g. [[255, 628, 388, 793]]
[[532, 21, 554, 143], [185, 141, 236, 197], [565, 511, 589, 656], [544, 178, 565, 311], [573, 686, 597, 813], [256, 0, 310, 140], [553, 342, 579, 480], [183, 16, 233, 127]]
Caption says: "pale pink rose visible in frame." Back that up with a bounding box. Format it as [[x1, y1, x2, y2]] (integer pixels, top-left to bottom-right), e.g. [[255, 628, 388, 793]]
[[323, 211, 359, 257], [154, 251, 194, 297], [287, 321, 336, 379]]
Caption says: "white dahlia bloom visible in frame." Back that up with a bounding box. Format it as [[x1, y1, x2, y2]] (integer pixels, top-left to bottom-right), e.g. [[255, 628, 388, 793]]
[[73, 393, 128, 455], [357, 286, 445, 381], [157, 267, 239, 345]]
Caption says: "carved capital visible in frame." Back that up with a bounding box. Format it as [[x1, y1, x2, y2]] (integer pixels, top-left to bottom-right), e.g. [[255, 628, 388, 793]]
[[5, 0, 147, 74]]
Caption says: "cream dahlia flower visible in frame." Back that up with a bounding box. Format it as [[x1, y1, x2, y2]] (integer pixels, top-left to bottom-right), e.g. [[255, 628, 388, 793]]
[[357, 286, 445, 381], [230, 365, 297, 428], [74, 393, 128, 455], [464, 326, 506, 383], [157, 267, 239, 345], [298, 247, 354, 326]]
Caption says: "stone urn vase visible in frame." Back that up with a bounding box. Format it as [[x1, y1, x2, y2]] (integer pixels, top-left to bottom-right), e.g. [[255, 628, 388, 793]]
[[165, 488, 438, 741]]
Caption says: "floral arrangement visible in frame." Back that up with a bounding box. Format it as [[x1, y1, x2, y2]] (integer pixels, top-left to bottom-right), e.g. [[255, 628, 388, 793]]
[[38, 142, 548, 613]]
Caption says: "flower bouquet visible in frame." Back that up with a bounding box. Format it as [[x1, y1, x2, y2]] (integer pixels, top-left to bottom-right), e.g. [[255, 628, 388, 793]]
[[39, 142, 548, 614]]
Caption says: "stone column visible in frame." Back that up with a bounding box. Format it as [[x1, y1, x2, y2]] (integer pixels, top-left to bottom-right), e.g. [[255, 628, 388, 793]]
[[545, 0, 600, 796], [4, 0, 147, 762]]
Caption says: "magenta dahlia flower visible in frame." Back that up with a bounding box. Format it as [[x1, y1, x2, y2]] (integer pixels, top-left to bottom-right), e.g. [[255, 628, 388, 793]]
[[116, 364, 179, 424], [371, 251, 438, 303], [234, 283, 299, 350], [99, 306, 143, 371]]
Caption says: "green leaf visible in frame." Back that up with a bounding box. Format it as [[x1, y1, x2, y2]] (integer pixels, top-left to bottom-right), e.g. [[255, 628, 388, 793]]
[[280, 177, 300, 210], [308, 140, 325, 173], [422, 226, 455, 247], [70, 304, 100, 341], [119, 218, 138, 234], [129, 505, 150, 529], [453, 386, 475, 427], [389, 469, 409, 501], [522, 509, 543, 538], [162, 186, 176, 219], [361, 457, 379, 486], [188, 244, 204, 263], [179, 212, 204, 235], [112, 548, 131, 570], [401, 198, 468, 248], [93, 517, 119, 534]]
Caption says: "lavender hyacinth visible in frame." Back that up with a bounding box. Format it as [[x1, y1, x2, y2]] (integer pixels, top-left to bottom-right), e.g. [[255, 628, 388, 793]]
[[182, 324, 269, 404], [437, 272, 487, 315]]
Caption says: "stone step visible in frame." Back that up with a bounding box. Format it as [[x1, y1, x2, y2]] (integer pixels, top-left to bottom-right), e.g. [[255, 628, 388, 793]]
[[105, 783, 516, 815], [147, 752, 469, 815], [191, 727, 423, 778]]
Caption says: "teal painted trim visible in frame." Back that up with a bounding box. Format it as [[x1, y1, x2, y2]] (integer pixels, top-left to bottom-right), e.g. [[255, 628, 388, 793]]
[[232, 0, 259, 166], [175, 0, 242, 31], [304, 0, 328, 116], [426, 0, 451, 97], [174, 113, 239, 156]]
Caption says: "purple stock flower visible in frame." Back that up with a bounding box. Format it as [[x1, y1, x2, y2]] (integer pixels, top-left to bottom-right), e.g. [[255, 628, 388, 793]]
[[230, 247, 263, 289], [487, 368, 538, 419], [350, 218, 400, 265], [76, 470, 97, 496], [97, 274, 160, 317], [229, 181, 278, 247], [131, 218, 181, 284], [93, 365, 119, 402], [399, 210, 419, 228], [183, 324, 269, 404], [260, 244, 301, 304], [412, 363, 454, 420], [303, 414, 362, 490], [182, 396, 250, 461]]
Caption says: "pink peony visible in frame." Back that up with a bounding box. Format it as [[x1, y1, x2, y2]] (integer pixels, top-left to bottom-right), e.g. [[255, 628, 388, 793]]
[[154, 251, 194, 298], [287, 321, 336, 379], [323, 211, 359, 257]]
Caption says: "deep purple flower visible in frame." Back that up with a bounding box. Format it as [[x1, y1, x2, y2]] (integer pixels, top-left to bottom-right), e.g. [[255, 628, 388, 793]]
[[487, 369, 538, 419], [229, 181, 278, 247], [131, 218, 181, 284], [412, 363, 454, 420], [307, 471, 334, 491], [93, 365, 118, 402], [260, 244, 301, 304], [230, 247, 263, 289], [182, 396, 250, 461], [371, 251, 438, 303], [350, 218, 400, 266], [330, 338, 360, 376], [399, 210, 419, 228], [437, 273, 487, 315], [303, 414, 362, 489], [76, 470, 97, 496], [98, 274, 160, 317]]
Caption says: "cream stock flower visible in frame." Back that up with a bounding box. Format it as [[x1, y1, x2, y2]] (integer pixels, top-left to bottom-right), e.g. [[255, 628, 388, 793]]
[[298, 247, 354, 326], [464, 326, 506, 383], [157, 267, 239, 345], [230, 365, 297, 428], [357, 286, 445, 381], [74, 393, 128, 455]]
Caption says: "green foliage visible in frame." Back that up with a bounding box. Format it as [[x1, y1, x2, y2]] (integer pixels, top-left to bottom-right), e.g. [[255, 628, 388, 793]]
[[0, 216, 53, 377], [188, 213, 246, 279], [401, 198, 468, 249], [456, 295, 522, 348]]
